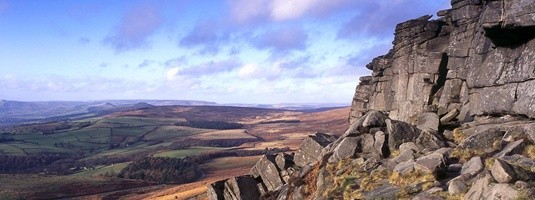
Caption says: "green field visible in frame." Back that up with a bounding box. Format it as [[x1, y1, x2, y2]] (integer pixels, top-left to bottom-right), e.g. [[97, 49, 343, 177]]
[[0, 117, 214, 158], [73, 162, 130, 177], [153, 147, 231, 158]]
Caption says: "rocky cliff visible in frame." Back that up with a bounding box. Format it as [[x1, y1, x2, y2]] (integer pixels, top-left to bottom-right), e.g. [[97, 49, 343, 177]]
[[208, 0, 535, 199]]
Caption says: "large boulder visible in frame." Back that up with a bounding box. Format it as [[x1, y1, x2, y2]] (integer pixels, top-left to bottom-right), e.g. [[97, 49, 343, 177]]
[[331, 136, 361, 161], [386, 119, 421, 151], [461, 156, 484, 176], [415, 151, 448, 175], [456, 129, 506, 155], [362, 110, 388, 128], [417, 112, 440, 131], [490, 159, 517, 183], [222, 175, 260, 200], [294, 132, 336, 167], [252, 155, 284, 191]]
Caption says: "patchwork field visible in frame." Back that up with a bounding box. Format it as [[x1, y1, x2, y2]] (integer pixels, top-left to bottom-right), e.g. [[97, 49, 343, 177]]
[[0, 105, 349, 199]]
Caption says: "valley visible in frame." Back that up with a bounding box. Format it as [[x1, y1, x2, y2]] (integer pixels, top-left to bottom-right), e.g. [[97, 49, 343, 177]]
[[0, 105, 349, 199]]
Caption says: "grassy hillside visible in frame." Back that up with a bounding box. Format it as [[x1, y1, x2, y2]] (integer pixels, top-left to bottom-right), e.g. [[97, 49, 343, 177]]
[[0, 105, 349, 199]]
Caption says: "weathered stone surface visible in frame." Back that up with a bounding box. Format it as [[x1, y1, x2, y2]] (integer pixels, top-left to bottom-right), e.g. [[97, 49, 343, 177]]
[[393, 142, 418, 163], [491, 159, 516, 183], [207, 180, 225, 200], [417, 112, 440, 131], [332, 136, 360, 160], [461, 156, 483, 176], [416, 130, 445, 150], [440, 109, 459, 124], [254, 155, 284, 191], [500, 154, 535, 181], [415, 152, 447, 174], [362, 110, 388, 127], [394, 159, 415, 175], [373, 131, 388, 157], [494, 139, 526, 158], [464, 172, 494, 200], [456, 129, 506, 154], [447, 163, 463, 172], [294, 133, 336, 167], [448, 176, 469, 195], [223, 175, 260, 200], [275, 153, 293, 170], [386, 119, 421, 150], [363, 184, 400, 200], [361, 133, 381, 160], [484, 184, 521, 200]]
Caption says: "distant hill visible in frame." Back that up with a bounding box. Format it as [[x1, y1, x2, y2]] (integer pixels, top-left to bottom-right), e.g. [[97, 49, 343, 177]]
[[0, 99, 347, 126], [0, 99, 215, 126]]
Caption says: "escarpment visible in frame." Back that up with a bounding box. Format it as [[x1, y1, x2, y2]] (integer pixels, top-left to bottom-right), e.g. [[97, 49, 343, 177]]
[[208, 0, 535, 199]]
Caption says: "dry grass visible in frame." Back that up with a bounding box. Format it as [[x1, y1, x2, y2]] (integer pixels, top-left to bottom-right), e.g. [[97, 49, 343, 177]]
[[485, 158, 495, 168], [390, 150, 400, 158], [435, 191, 465, 200], [388, 170, 435, 189], [303, 164, 320, 197], [523, 144, 535, 159], [451, 148, 485, 162], [453, 128, 465, 144]]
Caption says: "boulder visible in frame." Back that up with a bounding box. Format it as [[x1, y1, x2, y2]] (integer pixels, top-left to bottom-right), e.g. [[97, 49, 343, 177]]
[[448, 176, 468, 195], [361, 133, 381, 159], [386, 119, 421, 151], [447, 163, 463, 173], [456, 129, 506, 154], [440, 109, 459, 124], [393, 142, 418, 163], [493, 139, 526, 158], [373, 131, 388, 157], [363, 184, 400, 200], [416, 130, 445, 150], [207, 180, 226, 200], [500, 154, 535, 181], [254, 155, 284, 191], [332, 136, 361, 161], [393, 159, 415, 175], [275, 153, 294, 170], [294, 133, 336, 167], [417, 112, 440, 131], [491, 159, 516, 183], [464, 172, 494, 200], [484, 184, 521, 200], [460, 156, 483, 176], [223, 175, 260, 200], [415, 152, 447, 175], [362, 110, 388, 128]]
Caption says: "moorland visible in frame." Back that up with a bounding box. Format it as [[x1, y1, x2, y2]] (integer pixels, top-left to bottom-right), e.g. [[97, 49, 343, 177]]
[[0, 102, 348, 200]]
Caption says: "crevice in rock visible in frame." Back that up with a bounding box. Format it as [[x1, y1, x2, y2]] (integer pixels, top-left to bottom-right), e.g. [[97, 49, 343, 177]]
[[484, 25, 535, 48], [427, 53, 449, 105]]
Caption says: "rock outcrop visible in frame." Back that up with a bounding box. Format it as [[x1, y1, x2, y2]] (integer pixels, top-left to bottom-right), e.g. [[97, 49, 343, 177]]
[[208, 0, 535, 199]]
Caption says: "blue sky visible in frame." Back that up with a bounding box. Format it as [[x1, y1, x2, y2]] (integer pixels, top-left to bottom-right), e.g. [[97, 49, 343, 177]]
[[0, 0, 449, 104]]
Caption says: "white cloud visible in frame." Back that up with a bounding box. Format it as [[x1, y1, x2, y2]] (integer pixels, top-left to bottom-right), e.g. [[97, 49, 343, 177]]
[[237, 63, 260, 78], [166, 67, 180, 81], [270, 0, 317, 21]]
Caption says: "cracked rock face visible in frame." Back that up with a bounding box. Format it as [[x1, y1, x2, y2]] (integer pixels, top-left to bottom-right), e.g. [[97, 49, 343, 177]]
[[349, 0, 535, 124]]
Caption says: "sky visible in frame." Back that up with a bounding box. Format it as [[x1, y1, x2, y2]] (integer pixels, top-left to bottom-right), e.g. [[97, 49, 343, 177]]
[[0, 0, 450, 104]]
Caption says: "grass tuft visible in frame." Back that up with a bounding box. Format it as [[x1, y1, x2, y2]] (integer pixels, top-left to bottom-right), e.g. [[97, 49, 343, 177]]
[[453, 128, 465, 144]]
